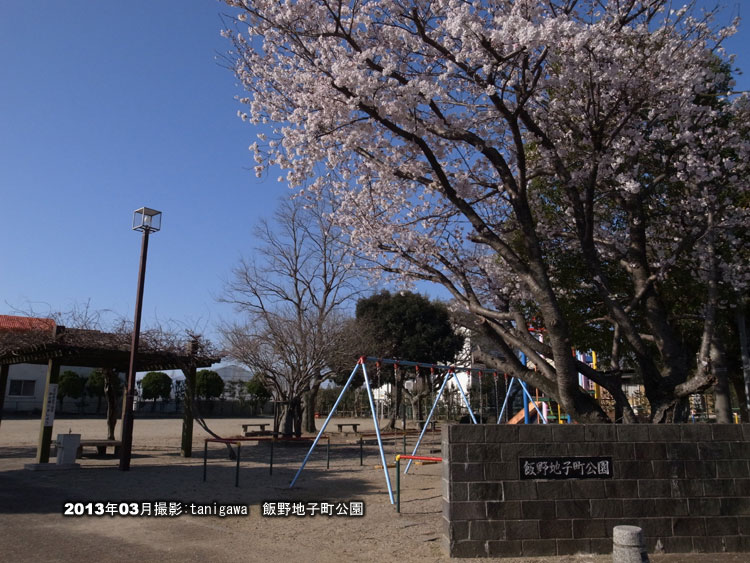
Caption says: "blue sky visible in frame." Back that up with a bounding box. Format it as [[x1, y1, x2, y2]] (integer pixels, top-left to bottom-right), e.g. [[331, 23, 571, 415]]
[[1, 1, 748, 344], [0, 1, 276, 338]]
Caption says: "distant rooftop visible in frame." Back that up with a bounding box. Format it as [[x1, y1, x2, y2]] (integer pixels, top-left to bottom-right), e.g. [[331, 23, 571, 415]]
[[0, 314, 55, 333]]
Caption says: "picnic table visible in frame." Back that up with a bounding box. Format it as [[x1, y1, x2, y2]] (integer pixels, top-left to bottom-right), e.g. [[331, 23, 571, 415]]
[[242, 423, 270, 436]]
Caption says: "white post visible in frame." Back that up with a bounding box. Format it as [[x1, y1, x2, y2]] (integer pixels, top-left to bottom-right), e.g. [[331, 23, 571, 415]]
[[612, 525, 649, 563]]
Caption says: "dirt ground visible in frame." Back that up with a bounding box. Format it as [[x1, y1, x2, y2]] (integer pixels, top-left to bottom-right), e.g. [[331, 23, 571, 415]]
[[0, 415, 747, 563]]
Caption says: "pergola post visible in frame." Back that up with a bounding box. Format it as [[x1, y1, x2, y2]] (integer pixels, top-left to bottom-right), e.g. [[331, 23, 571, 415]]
[[36, 358, 61, 463], [181, 363, 196, 457], [0, 364, 9, 429]]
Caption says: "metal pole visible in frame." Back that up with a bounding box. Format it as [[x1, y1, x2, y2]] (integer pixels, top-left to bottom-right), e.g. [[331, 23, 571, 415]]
[[522, 381, 530, 424], [518, 353, 529, 424], [0, 364, 8, 431], [203, 440, 207, 482], [592, 351, 600, 400], [235, 442, 241, 488], [493, 373, 499, 422], [404, 369, 452, 474], [497, 378, 516, 424], [453, 370, 478, 424], [290, 360, 361, 488], [270, 437, 274, 475], [120, 229, 150, 471], [396, 456, 401, 513], [519, 381, 548, 424], [362, 362, 395, 504]]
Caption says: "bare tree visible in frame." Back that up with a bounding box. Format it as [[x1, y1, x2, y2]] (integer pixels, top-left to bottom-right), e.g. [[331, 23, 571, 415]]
[[220, 197, 361, 436]]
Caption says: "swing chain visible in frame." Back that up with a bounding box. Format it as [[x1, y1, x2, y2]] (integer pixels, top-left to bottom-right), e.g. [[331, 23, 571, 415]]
[[376, 361, 381, 419]]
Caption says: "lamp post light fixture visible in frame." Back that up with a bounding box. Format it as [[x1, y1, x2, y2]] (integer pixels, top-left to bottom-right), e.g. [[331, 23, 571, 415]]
[[119, 207, 161, 471], [132, 206, 162, 232]]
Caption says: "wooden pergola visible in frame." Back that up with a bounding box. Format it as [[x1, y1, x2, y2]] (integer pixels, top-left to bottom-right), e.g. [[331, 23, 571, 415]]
[[0, 319, 219, 465]]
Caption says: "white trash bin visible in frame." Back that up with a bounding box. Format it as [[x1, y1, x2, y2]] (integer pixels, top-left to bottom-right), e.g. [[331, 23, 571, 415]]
[[56, 434, 81, 465]]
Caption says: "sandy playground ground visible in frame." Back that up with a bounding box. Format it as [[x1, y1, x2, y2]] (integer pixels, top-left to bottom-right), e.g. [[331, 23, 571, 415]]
[[0, 415, 747, 563]]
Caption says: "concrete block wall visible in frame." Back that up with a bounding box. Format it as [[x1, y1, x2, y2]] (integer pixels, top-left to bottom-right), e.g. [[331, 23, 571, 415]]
[[442, 423, 750, 558]]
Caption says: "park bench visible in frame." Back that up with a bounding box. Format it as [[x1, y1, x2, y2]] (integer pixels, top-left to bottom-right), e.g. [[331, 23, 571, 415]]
[[76, 439, 122, 458], [336, 423, 359, 433], [418, 420, 438, 431], [242, 423, 270, 436]]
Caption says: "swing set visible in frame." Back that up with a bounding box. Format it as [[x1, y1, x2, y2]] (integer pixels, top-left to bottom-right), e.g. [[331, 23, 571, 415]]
[[289, 356, 477, 503], [289, 352, 599, 503]]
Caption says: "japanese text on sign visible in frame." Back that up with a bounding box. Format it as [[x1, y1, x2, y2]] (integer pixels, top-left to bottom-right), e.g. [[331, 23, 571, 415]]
[[519, 457, 613, 480], [44, 384, 58, 426], [261, 501, 365, 517]]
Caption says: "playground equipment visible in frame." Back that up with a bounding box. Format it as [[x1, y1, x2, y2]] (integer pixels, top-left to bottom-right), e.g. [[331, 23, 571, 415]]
[[402, 362, 476, 474], [497, 376, 548, 424], [507, 401, 543, 424], [291, 350, 609, 498], [290, 357, 396, 503], [356, 430, 439, 466], [290, 356, 478, 502]]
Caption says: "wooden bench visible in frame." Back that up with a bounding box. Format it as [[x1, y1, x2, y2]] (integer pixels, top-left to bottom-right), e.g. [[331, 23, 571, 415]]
[[242, 423, 270, 436], [336, 423, 359, 433], [76, 439, 122, 458], [418, 420, 438, 431]]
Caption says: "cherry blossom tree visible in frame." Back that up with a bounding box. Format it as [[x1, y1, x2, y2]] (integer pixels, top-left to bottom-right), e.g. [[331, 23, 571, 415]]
[[223, 0, 749, 422]]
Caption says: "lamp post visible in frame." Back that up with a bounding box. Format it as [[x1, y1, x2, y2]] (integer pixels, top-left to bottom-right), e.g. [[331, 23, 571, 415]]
[[119, 207, 161, 471]]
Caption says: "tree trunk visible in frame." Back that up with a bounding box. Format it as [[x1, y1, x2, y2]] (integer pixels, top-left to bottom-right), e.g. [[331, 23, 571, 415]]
[[737, 303, 750, 420], [273, 401, 283, 435], [417, 371, 429, 421], [409, 394, 421, 423], [281, 402, 295, 438], [303, 389, 314, 433], [304, 381, 322, 434], [406, 372, 430, 424], [712, 336, 732, 424], [293, 397, 303, 437], [388, 368, 404, 430], [103, 369, 119, 440]]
